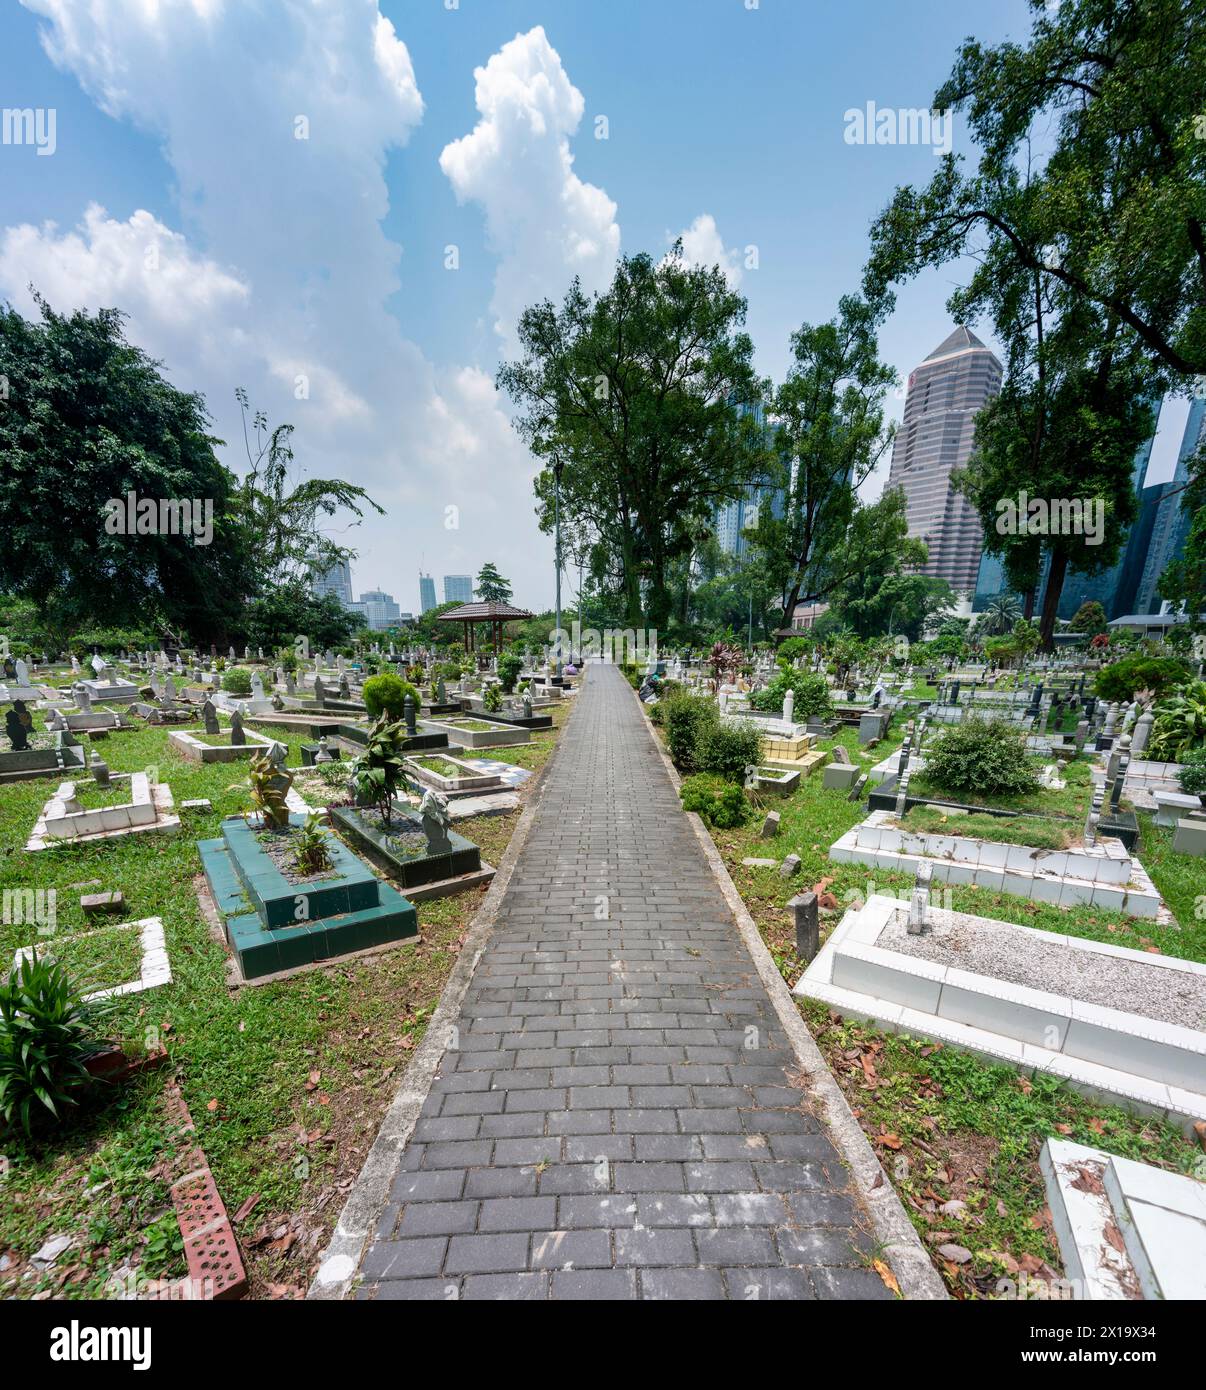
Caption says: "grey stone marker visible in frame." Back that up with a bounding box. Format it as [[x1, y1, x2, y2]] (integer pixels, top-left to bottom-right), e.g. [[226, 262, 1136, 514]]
[[908, 862, 932, 935], [759, 810, 780, 838], [230, 709, 245, 745], [788, 891, 819, 962], [404, 693, 417, 736], [202, 697, 219, 735], [831, 744, 852, 765], [778, 852, 801, 879]]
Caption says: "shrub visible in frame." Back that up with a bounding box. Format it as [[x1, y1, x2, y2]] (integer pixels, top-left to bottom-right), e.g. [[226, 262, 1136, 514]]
[[0, 952, 112, 1136], [775, 636, 809, 666], [920, 718, 1041, 797], [750, 670, 832, 718], [679, 773, 750, 828], [221, 667, 252, 697], [483, 684, 503, 712], [291, 811, 334, 875], [1150, 681, 1206, 762], [663, 694, 718, 772], [349, 717, 410, 827], [362, 673, 419, 721], [497, 652, 523, 693], [1094, 655, 1189, 703], [648, 679, 683, 725], [1177, 747, 1206, 798], [695, 719, 763, 783]]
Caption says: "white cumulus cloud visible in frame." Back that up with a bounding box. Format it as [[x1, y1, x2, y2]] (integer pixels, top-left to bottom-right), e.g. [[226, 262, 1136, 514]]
[[672, 213, 743, 288], [440, 26, 620, 354]]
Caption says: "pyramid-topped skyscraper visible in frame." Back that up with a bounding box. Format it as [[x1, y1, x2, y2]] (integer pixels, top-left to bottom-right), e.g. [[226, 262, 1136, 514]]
[[887, 327, 1003, 595]]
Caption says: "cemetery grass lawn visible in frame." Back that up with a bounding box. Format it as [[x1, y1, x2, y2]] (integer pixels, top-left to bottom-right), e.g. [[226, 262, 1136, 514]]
[[0, 715, 562, 1300], [646, 713, 1206, 1298], [909, 756, 1095, 819]]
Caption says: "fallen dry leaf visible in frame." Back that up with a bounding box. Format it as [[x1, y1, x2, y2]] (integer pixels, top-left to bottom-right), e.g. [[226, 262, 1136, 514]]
[[873, 1258, 900, 1295]]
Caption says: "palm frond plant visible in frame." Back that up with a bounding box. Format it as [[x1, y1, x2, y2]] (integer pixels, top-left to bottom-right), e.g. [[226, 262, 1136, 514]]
[[291, 811, 334, 875], [349, 716, 411, 828], [0, 951, 114, 1137], [1149, 681, 1206, 762]]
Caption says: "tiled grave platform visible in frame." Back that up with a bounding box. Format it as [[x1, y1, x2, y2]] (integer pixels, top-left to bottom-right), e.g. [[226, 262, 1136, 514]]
[[830, 810, 1166, 919], [794, 895, 1206, 1131], [1042, 1138, 1206, 1300], [199, 813, 418, 981]]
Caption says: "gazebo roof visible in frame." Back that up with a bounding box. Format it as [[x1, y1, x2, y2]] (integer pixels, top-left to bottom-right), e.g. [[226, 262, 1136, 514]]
[[437, 602, 534, 622]]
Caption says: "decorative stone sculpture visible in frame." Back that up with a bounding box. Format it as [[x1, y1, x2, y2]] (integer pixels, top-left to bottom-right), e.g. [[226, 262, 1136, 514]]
[[419, 787, 452, 855], [5, 700, 32, 751]]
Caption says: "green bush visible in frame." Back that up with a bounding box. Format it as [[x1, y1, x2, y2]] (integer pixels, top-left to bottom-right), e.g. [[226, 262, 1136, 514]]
[[749, 670, 832, 718], [221, 667, 252, 697], [695, 719, 763, 783], [663, 693, 718, 772], [483, 684, 503, 713], [920, 717, 1041, 797], [497, 652, 523, 694], [1151, 681, 1206, 762], [648, 679, 683, 725], [1094, 655, 1189, 703], [0, 952, 112, 1136], [362, 673, 419, 721], [679, 773, 750, 828], [1176, 747, 1206, 797]]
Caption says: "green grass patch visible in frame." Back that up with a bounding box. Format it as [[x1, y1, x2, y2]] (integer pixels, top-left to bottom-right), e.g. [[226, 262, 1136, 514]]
[[36, 922, 145, 994], [897, 805, 1074, 851]]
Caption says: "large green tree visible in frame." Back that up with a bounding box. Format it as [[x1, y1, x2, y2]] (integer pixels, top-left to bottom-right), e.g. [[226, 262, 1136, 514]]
[[475, 562, 513, 603], [864, 0, 1206, 381], [497, 243, 768, 629], [751, 295, 903, 622], [0, 296, 254, 645]]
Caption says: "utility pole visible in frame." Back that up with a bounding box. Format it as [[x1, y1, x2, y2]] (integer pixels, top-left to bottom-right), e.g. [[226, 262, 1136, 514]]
[[553, 455, 564, 677]]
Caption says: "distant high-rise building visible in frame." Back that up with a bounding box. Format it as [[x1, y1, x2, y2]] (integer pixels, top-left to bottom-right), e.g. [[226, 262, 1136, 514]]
[[353, 588, 401, 631], [712, 400, 787, 559], [1135, 397, 1205, 614], [887, 327, 1003, 596], [419, 573, 437, 614], [444, 574, 474, 605], [310, 557, 353, 606]]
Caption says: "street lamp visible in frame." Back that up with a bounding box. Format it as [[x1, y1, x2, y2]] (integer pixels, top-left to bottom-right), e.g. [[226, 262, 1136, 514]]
[[553, 454, 565, 677]]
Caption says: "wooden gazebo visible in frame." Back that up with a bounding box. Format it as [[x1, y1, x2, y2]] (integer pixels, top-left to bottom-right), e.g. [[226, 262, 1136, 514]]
[[437, 601, 534, 653]]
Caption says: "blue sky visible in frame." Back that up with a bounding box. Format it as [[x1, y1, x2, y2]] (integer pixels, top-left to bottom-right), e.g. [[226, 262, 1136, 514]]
[[0, 0, 1187, 613]]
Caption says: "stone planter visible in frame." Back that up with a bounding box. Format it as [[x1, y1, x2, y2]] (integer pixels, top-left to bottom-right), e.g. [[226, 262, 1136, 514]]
[[328, 804, 487, 892]]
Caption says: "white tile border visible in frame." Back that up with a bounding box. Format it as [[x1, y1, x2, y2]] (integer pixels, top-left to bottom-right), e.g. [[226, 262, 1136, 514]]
[[26, 780, 179, 851], [14, 916, 171, 1001]]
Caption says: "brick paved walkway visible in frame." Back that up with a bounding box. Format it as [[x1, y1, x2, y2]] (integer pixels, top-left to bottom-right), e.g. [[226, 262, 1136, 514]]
[[356, 663, 887, 1300]]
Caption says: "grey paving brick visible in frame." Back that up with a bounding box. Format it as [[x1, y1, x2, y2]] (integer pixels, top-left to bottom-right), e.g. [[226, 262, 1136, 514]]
[[464, 1166, 538, 1199], [811, 1265, 896, 1300], [640, 1268, 727, 1300], [478, 1197, 558, 1232], [396, 1201, 479, 1238], [559, 1194, 638, 1228], [724, 1267, 816, 1301], [614, 1227, 696, 1267], [530, 1229, 613, 1270], [360, 1237, 447, 1281], [552, 1269, 638, 1300], [444, 1234, 531, 1275]]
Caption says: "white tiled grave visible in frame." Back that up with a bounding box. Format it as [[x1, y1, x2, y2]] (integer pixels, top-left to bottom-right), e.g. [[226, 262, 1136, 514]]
[[829, 809, 1167, 920], [793, 895, 1206, 1131], [14, 916, 171, 1001], [1041, 1138, 1206, 1300], [27, 773, 180, 850], [168, 727, 281, 763]]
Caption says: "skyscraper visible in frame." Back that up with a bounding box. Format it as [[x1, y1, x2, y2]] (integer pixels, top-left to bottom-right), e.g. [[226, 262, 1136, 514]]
[[419, 573, 437, 614], [310, 557, 353, 606], [887, 327, 1003, 595], [444, 574, 474, 604], [1135, 397, 1205, 614]]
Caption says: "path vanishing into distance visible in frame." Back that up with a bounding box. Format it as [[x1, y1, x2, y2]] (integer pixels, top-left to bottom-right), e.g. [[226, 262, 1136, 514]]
[[354, 662, 889, 1300]]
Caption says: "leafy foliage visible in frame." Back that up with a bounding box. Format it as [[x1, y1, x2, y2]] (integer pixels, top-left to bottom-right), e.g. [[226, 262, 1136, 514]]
[[0, 951, 111, 1136], [679, 773, 751, 828], [349, 717, 411, 828], [662, 694, 719, 774], [1150, 681, 1206, 762], [247, 749, 290, 830], [483, 684, 504, 713], [694, 720, 763, 784], [1094, 655, 1190, 703], [497, 652, 523, 694], [221, 667, 253, 697], [1176, 747, 1206, 798], [920, 718, 1041, 798], [361, 673, 419, 722], [749, 670, 833, 718], [475, 563, 513, 604], [290, 811, 334, 876]]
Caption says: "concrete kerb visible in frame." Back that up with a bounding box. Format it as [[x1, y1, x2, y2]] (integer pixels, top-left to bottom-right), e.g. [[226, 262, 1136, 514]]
[[629, 683, 947, 1301], [306, 718, 567, 1301]]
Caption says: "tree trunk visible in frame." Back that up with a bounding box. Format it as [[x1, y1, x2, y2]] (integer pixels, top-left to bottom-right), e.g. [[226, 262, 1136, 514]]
[[1039, 549, 1067, 652], [1023, 586, 1035, 621]]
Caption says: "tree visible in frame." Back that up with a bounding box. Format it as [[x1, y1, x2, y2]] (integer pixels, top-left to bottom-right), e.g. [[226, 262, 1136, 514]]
[[475, 562, 513, 604], [830, 568, 954, 643], [498, 243, 768, 629], [241, 580, 364, 653], [978, 593, 1023, 637], [0, 296, 255, 646], [752, 295, 900, 620], [232, 388, 384, 587], [1070, 600, 1108, 635], [864, 0, 1206, 381]]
